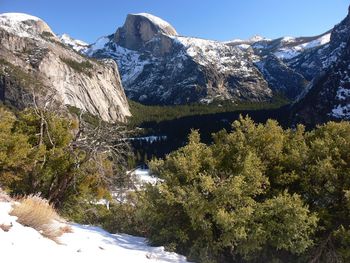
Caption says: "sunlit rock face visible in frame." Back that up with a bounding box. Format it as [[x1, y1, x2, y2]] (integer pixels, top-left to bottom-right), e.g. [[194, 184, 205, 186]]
[[0, 13, 130, 122]]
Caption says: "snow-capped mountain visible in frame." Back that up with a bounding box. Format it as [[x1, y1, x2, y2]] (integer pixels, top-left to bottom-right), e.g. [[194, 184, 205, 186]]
[[228, 32, 331, 61], [5, 7, 348, 125], [86, 13, 272, 104], [226, 31, 333, 100], [0, 13, 130, 122], [59, 33, 89, 52], [291, 6, 350, 126], [83, 12, 337, 104]]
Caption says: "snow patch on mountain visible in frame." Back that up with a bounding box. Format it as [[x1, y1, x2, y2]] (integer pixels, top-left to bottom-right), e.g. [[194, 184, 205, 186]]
[[87, 40, 151, 86], [303, 33, 330, 48], [331, 84, 350, 119], [86, 36, 110, 55], [175, 36, 253, 74], [249, 35, 270, 42], [331, 104, 350, 119], [0, 12, 40, 22], [336, 86, 350, 100], [59, 33, 89, 52], [226, 35, 270, 45], [0, 12, 51, 39], [281, 36, 296, 43], [274, 33, 331, 59]]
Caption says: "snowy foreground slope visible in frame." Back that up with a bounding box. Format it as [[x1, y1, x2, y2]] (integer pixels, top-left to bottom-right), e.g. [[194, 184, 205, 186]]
[[0, 201, 189, 263]]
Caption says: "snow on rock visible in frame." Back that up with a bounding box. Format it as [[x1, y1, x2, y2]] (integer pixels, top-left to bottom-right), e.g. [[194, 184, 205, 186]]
[[331, 104, 350, 119], [236, 44, 251, 50], [274, 33, 331, 60], [86, 35, 110, 54], [112, 45, 150, 85], [281, 36, 296, 43], [87, 40, 151, 85], [0, 12, 56, 39], [274, 49, 301, 60], [331, 86, 350, 119], [302, 33, 331, 49], [0, 201, 190, 263], [225, 38, 244, 44], [249, 35, 270, 42], [226, 35, 270, 45], [59, 33, 89, 52], [175, 36, 254, 74], [336, 86, 350, 100]]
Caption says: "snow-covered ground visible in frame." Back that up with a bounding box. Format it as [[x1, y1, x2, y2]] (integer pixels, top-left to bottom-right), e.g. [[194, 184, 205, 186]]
[[132, 168, 161, 186], [0, 200, 189, 263]]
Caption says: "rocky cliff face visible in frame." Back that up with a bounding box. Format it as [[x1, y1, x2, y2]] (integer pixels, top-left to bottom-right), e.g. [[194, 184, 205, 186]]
[[114, 13, 177, 55], [291, 7, 350, 126], [255, 55, 308, 100], [0, 13, 131, 122], [86, 13, 272, 105]]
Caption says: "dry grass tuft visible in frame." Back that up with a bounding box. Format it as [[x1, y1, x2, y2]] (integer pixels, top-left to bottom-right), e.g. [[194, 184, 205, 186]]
[[9, 195, 63, 242], [59, 225, 73, 234]]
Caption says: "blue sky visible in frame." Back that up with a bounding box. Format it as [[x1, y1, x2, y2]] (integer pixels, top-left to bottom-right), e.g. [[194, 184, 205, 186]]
[[1, 0, 349, 43]]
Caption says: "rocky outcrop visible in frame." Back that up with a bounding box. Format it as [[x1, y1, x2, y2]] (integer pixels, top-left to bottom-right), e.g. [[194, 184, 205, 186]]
[[114, 13, 177, 55], [0, 13, 130, 122], [87, 13, 272, 105]]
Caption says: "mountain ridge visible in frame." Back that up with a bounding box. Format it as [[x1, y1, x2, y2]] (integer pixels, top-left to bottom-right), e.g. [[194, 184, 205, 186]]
[[82, 12, 333, 105]]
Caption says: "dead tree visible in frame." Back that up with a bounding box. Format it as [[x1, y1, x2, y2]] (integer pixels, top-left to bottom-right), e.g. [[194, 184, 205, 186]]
[[28, 89, 134, 206]]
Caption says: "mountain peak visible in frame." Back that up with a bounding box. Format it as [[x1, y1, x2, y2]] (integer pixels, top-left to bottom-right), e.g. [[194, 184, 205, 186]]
[[114, 13, 177, 51], [0, 12, 55, 38], [248, 35, 268, 42], [59, 33, 89, 52], [131, 13, 178, 35], [0, 12, 41, 22]]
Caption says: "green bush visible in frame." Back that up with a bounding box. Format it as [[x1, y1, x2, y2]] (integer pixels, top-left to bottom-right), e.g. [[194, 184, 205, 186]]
[[60, 57, 93, 76], [139, 116, 350, 262], [101, 198, 147, 236], [0, 107, 114, 210]]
